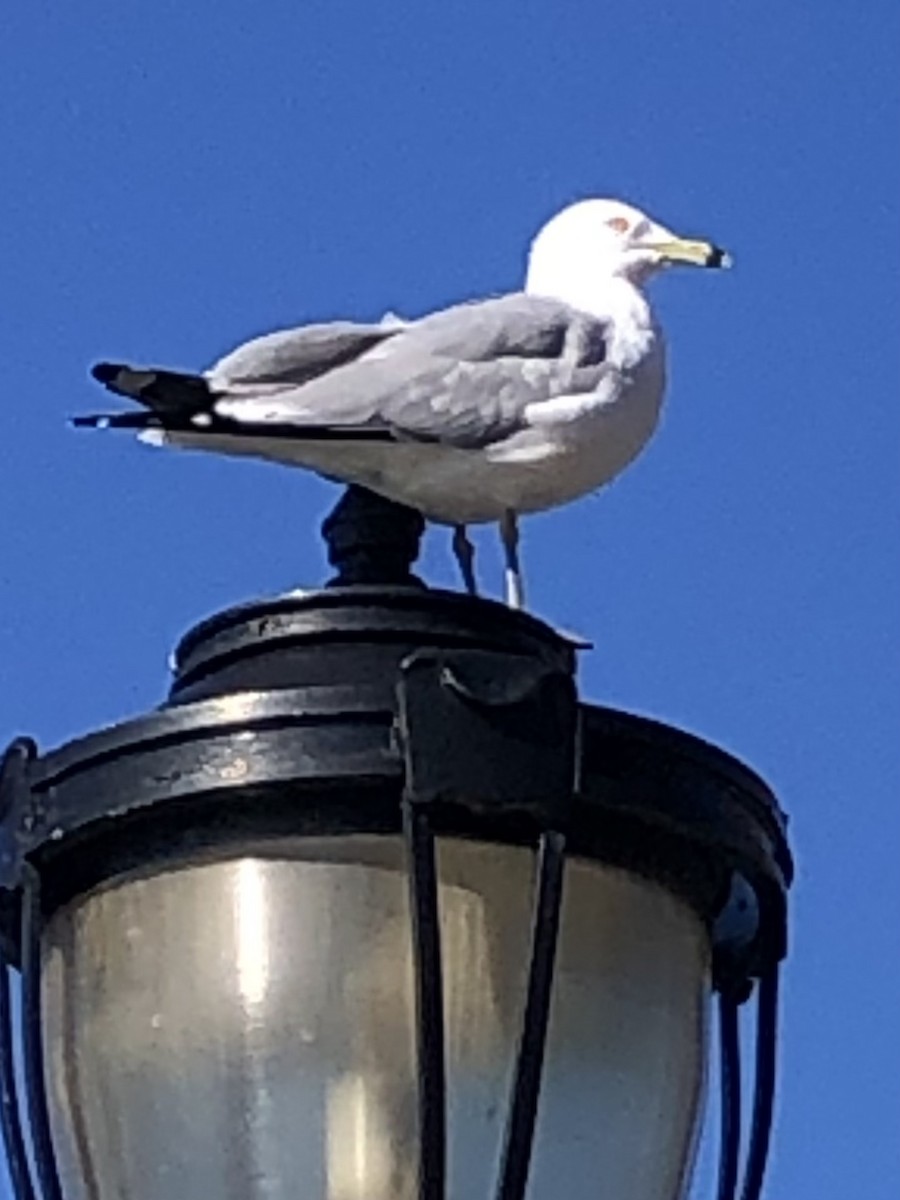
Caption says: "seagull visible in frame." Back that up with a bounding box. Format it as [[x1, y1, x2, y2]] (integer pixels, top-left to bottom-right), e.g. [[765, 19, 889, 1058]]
[[77, 198, 729, 608]]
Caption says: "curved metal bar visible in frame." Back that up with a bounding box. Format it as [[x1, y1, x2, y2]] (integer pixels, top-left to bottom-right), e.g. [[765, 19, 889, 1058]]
[[740, 966, 780, 1200], [0, 952, 38, 1200], [402, 805, 446, 1200], [20, 868, 64, 1200], [715, 992, 742, 1200], [495, 830, 567, 1200]]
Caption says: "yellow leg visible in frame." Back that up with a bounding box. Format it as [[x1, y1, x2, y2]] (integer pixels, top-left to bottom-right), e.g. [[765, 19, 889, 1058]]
[[499, 510, 524, 609]]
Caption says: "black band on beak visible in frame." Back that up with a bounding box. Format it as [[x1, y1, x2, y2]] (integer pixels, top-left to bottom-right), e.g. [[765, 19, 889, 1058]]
[[707, 245, 730, 269]]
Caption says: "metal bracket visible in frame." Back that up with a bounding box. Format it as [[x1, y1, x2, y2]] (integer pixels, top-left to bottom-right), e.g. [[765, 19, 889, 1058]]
[[0, 739, 38, 966], [395, 649, 578, 827]]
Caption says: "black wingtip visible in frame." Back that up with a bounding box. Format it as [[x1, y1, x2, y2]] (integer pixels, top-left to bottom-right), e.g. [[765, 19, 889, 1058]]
[[71, 414, 110, 429], [91, 362, 122, 385]]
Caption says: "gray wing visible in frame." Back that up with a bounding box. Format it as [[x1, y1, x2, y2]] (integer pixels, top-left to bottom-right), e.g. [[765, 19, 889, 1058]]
[[214, 294, 611, 449], [207, 321, 401, 389]]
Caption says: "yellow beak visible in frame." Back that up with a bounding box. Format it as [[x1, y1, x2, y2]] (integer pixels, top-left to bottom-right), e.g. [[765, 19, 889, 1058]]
[[648, 238, 732, 268]]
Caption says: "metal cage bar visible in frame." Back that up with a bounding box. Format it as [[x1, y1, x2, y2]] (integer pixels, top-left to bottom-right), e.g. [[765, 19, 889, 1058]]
[[0, 954, 37, 1200], [19, 870, 63, 1200], [495, 830, 567, 1200], [715, 992, 742, 1200], [403, 804, 447, 1200], [740, 966, 780, 1200]]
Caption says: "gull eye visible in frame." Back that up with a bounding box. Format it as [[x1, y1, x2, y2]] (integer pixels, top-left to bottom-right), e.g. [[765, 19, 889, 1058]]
[[605, 216, 631, 234]]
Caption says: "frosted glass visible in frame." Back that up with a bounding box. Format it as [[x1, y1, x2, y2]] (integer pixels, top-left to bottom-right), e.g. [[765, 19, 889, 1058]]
[[41, 836, 709, 1200]]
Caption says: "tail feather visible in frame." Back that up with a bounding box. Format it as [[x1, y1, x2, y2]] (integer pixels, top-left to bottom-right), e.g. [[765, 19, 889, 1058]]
[[90, 361, 212, 414], [81, 359, 399, 443]]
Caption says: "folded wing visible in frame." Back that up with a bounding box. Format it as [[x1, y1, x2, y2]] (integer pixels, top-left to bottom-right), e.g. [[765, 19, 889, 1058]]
[[81, 294, 611, 452]]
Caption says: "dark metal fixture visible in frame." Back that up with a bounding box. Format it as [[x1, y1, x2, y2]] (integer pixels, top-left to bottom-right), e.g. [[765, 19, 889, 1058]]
[[0, 486, 791, 1200]]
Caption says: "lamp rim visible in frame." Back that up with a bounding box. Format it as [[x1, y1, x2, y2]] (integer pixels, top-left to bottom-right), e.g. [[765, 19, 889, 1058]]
[[1, 683, 788, 990], [171, 586, 584, 698]]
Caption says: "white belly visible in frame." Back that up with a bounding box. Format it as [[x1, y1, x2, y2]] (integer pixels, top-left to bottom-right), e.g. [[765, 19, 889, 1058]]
[[151, 357, 665, 525]]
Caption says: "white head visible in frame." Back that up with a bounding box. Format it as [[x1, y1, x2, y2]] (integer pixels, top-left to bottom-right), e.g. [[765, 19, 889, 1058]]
[[525, 197, 729, 311]]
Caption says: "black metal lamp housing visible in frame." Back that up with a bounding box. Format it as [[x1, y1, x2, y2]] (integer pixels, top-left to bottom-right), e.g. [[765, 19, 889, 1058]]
[[0, 487, 791, 1200]]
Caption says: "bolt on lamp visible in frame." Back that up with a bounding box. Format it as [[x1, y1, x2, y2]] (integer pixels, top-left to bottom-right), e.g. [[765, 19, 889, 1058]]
[[0, 486, 791, 1200]]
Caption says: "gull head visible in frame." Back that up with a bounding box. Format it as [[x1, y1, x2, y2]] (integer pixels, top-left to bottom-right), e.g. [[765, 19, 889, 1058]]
[[526, 198, 730, 306]]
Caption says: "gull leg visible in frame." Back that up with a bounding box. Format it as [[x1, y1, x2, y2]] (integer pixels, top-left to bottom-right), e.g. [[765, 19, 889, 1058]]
[[452, 524, 478, 596], [500, 510, 524, 609]]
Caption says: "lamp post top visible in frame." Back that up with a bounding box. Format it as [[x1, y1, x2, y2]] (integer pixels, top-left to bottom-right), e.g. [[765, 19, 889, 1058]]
[[0, 486, 793, 1200], [321, 482, 426, 588]]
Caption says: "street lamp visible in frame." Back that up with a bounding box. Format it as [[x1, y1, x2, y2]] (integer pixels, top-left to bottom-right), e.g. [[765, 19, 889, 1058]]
[[0, 486, 791, 1200]]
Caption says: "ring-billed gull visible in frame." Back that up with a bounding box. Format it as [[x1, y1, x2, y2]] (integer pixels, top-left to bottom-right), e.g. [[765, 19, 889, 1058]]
[[77, 198, 729, 607]]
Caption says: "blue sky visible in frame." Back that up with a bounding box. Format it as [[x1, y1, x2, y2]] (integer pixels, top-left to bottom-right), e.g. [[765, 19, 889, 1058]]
[[2, 3, 898, 1197]]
